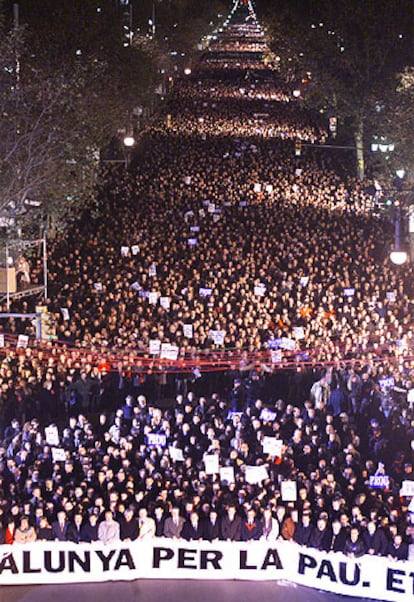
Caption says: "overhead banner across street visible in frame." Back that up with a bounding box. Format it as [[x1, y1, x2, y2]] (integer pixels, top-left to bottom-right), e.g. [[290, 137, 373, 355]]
[[0, 539, 412, 601]]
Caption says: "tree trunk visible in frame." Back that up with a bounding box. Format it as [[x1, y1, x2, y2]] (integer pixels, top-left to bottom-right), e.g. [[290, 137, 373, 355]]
[[355, 121, 365, 181]]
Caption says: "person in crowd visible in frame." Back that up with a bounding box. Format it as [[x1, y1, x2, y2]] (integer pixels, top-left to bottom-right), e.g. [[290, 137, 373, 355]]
[[203, 509, 221, 542], [36, 516, 53, 541], [344, 526, 366, 558], [98, 510, 120, 545], [221, 505, 242, 542], [260, 506, 279, 541], [137, 507, 156, 540], [14, 516, 37, 544], [163, 507, 185, 540], [387, 533, 409, 561], [182, 510, 204, 541], [51, 510, 70, 542], [80, 512, 99, 543], [241, 507, 262, 542], [294, 511, 314, 547]]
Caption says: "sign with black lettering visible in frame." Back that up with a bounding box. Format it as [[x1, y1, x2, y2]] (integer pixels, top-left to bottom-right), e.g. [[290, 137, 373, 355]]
[[0, 538, 410, 601]]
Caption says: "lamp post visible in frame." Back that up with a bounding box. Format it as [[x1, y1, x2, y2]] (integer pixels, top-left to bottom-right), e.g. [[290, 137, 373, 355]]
[[390, 202, 408, 265], [123, 133, 135, 169]]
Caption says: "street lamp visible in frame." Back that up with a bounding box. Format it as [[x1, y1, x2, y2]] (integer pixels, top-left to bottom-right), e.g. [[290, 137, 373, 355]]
[[123, 133, 136, 169]]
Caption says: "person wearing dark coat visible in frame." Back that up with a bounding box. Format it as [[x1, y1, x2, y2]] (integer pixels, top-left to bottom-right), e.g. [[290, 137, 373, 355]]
[[344, 527, 366, 558], [387, 533, 409, 561], [203, 509, 221, 541], [294, 512, 314, 547], [230, 379, 246, 412], [308, 515, 332, 551], [153, 506, 166, 537], [120, 507, 139, 541], [80, 513, 99, 543], [51, 510, 70, 541], [220, 505, 242, 541], [182, 511, 204, 541], [363, 521, 389, 556], [240, 508, 262, 542], [66, 513, 84, 543], [330, 520, 349, 553]]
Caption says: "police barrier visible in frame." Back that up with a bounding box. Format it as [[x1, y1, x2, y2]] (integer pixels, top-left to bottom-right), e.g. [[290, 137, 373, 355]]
[[0, 538, 412, 600]]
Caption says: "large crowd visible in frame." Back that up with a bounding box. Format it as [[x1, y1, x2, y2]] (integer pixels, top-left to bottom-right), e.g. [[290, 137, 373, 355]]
[[0, 3, 413, 564]]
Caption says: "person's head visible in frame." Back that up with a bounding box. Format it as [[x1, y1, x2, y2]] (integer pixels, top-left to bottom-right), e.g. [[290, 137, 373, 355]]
[[138, 507, 147, 521], [74, 513, 83, 527], [350, 526, 359, 542], [20, 516, 29, 530]]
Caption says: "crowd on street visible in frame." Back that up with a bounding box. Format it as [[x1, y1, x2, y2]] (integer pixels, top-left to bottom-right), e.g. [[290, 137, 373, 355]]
[[0, 3, 413, 564]]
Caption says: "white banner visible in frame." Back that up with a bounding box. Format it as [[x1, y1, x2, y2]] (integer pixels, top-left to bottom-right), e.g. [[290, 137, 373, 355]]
[[0, 539, 411, 600]]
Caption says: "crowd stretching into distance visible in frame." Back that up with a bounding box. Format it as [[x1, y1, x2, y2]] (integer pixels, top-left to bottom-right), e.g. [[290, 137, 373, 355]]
[[0, 4, 414, 562]]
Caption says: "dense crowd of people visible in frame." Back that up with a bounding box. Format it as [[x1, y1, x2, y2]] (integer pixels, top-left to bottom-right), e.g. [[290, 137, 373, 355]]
[[0, 3, 413, 566]]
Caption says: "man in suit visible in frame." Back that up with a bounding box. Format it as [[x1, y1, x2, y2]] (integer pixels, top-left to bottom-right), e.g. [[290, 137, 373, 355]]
[[241, 507, 262, 542], [203, 509, 221, 541], [182, 511, 204, 541], [163, 506, 185, 539], [153, 505, 166, 537], [220, 504, 242, 541], [51, 510, 69, 541]]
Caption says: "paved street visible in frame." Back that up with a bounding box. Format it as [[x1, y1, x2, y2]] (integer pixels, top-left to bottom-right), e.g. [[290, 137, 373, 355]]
[[0, 579, 364, 602]]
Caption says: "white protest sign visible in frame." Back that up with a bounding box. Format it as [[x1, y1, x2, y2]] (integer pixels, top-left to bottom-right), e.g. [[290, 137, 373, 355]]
[[131, 282, 141, 291], [17, 335, 29, 349], [160, 297, 170, 310], [93, 282, 102, 292], [265, 184, 273, 193], [121, 246, 129, 257], [148, 292, 158, 305], [188, 238, 197, 246], [149, 340, 161, 355], [245, 465, 269, 485], [400, 480, 414, 497], [262, 437, 283, 457], [45, 425, 59, 446], [260, 408, 277, 422], [131, 245, 140, 255], [280, 338, 296, 351], [0, 334, 4, 348], [254, 283, 266, 297], [168, 446, 184, 462], [209, 330, 225, 345], [183, 324, 193, 339], [60, 308, 70, 321], [293, 327, 305, 340], [161, 344, 179, 361], [271, 349, 282, 364], [51, 447, 66, 463], [149, 264, 157, 277], [386, 292, 396, 302], [204, 454, 219, 475], [299, 276, 309, 287], [254, 183, 262, 192], [281, 480, 297, 502], [220, 466, 235, 484]]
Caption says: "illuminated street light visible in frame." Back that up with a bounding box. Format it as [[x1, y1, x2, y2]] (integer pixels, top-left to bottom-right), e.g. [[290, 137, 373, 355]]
[[123, 135, 135, 147]]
